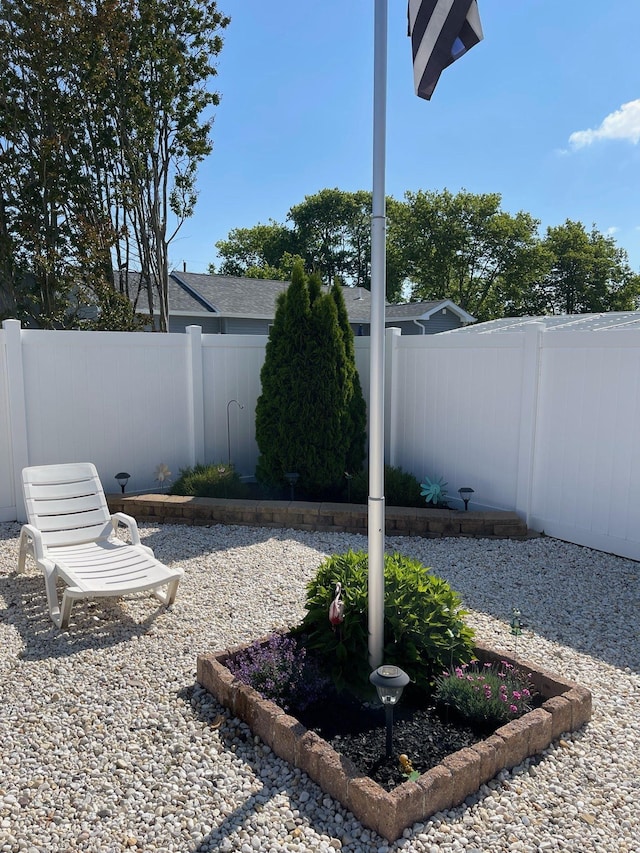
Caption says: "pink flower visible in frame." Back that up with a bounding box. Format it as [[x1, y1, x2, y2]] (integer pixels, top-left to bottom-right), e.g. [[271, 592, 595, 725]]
[[510, 704, 518, 713], [512, 691, 521, 700]]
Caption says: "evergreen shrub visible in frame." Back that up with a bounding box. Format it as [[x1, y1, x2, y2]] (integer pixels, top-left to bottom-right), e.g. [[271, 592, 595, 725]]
[[255, 260, 366, 496]]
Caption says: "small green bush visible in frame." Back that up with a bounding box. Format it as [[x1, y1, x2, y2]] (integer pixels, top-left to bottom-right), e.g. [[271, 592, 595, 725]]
[[298, 550, 475, 696], [169, 462, 248, 499], [348, 465, 424, 507]]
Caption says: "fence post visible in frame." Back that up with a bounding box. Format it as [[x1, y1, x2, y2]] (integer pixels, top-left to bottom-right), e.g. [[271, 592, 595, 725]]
[[3, 319, 29, 521], [515, 322, 545, 527], [384, 327, 401, 467], [186, 325, 205, 467]]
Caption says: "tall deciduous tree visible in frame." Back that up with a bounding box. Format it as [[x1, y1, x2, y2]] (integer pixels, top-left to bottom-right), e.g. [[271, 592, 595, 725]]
[[213, 189, 405, 301], [538, 220, 640, 314], [0, 0, 229, 330], [391, 189, 548, 321], [255, 260, 366, 496]]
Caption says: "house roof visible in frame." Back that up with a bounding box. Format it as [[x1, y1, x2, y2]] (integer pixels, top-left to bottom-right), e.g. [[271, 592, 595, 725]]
[[117, 269, 475, 326], [443, 312, 640, 334], [170, 272, 377, 322], [168, 271, 475, 325], [385, 299, 476, 324]]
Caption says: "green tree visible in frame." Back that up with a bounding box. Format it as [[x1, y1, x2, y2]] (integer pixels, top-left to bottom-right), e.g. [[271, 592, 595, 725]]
[[213, 188, 405, 300], [255, 260, 366, 496], [389, 189, 548, 320], [538, 220, 640, 314], [213, 221, 301, 277], [0, 0, 229, 331]]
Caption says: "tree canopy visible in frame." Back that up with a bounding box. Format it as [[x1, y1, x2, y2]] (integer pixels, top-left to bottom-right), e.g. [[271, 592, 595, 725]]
[[0, 0, 229, 330], [212, 188, 640, 320]]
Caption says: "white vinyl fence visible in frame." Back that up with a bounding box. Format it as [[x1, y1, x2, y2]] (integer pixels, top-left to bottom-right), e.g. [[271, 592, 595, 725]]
[[2, 318, 639, 561]]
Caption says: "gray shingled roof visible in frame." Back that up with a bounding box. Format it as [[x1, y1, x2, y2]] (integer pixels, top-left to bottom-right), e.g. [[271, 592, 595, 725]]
[[384, 299, 475, 323], [171, 272, 377, 322], [119, 269, 473, 325]]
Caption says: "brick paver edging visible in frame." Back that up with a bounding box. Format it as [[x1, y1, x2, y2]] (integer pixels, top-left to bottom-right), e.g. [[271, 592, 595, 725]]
[[107, 494, 529, 539], [197, 640, 591, 842]]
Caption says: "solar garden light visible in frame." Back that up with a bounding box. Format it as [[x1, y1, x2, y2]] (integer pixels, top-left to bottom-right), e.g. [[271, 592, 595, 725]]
[[458, 486, 474, 511], [369, 664, 410, 757], [115, 472, 130, 494], [284, 472, 299, 500]]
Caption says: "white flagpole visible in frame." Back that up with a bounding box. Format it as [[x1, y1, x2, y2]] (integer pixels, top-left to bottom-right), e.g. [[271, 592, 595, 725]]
[[368, 0, 387, 670]]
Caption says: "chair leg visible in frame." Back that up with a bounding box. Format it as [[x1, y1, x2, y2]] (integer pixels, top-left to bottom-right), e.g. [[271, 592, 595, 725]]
[[58, 591, 74, 630], [17, 529, 31, 574], [153, 578, 180, 608], [43, 566, 64, 627]]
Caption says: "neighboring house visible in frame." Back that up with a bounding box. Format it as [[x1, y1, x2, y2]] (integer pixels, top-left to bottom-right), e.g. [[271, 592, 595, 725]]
[[162, 270, 475, 335]]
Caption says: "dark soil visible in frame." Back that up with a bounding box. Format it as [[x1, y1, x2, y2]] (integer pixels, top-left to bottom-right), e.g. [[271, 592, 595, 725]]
[[295, 691, 486, 792]]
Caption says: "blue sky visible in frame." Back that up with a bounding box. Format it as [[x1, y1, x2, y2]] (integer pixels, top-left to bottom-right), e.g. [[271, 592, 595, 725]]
[[171, 0, 640, 276]]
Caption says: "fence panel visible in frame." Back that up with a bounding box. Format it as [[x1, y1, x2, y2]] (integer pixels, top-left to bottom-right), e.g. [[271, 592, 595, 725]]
[[390, 334, 526, 511], [17, 329, 193, 497], [201, 335, 267, 476], [0, 331, 15, 520], [530, 329, 640, 559]]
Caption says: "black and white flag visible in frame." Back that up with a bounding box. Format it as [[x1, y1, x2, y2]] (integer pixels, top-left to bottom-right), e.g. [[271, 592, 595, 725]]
[[408, 0, 483, 100]]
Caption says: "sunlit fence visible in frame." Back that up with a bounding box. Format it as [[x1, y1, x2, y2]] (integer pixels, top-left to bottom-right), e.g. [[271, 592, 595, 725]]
[[2, 318, 639, 560]]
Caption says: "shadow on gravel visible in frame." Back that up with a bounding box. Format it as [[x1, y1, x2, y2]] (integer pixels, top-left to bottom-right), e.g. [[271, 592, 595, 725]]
[[0, 572, 161, 660]]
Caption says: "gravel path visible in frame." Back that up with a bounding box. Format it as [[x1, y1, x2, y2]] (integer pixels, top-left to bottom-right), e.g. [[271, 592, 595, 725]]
[[1, 521, 639, 853]]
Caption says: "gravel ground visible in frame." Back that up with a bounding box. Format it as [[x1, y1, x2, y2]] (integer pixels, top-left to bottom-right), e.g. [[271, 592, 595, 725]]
[[1, 521, 639, 853]]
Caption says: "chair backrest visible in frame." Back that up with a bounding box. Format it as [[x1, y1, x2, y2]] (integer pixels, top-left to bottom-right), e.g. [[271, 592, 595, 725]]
[[22, 463, 113, 548]]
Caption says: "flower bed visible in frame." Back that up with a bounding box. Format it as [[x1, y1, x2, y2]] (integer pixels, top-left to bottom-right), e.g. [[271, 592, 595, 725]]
[[197, 639, 592, 842]]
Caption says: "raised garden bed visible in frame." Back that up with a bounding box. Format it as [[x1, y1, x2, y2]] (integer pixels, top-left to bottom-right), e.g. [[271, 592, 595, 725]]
[[197, 640, 591, 842], [107, 493, 530, 539]]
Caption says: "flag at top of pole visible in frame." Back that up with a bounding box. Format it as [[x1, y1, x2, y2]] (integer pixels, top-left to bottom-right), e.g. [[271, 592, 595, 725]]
[[408, 0, 483, 100]]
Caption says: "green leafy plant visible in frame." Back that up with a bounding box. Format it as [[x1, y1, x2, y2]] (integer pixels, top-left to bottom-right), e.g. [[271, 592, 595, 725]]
[[168, 462, 248, 499], [435, 660, 535, 728], [348, 465, 424, 507], [298, 550, 475, 696]]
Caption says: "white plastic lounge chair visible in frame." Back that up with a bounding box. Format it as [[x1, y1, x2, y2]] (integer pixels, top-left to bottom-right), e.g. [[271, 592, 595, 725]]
[[17, 462, 183, 629]]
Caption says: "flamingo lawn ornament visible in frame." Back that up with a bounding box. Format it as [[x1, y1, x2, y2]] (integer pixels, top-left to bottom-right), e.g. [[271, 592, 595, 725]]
[[329, 582, 345, 628]]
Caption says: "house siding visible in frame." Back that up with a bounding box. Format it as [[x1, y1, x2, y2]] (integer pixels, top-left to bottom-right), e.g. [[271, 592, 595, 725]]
[[393, 312, 464, 335], [169, 315, 222, 334]]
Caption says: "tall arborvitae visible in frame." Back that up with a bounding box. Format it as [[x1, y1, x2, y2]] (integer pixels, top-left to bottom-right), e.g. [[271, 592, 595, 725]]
[[330, 280, 367, 476], [255, 261, 367, 496]]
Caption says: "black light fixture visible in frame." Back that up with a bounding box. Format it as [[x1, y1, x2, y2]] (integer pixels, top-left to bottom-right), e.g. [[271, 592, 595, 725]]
[[115, 472, 130, 494], [458, 487, 474, 511], [284, 472, 299, 500], [369, 664, 410, 757]]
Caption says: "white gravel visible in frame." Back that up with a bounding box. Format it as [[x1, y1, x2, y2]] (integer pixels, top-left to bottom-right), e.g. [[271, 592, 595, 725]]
[[1, 521, 639, 853]]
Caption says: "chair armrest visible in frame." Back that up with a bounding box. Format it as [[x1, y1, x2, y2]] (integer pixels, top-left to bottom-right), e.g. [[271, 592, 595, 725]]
[[110, 512, 143, 545], [18, 523, 47, 573], [19, 523, 46, 561]]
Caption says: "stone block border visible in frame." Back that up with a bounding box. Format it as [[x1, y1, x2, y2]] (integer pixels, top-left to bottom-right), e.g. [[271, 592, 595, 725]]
[[196, 640, 591, 843], [107, 493, 529, 539]]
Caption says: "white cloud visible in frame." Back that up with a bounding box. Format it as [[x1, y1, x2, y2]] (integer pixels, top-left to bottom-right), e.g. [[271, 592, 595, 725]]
[[607, 226, 620, 235], [569, 99, 640, 148]]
